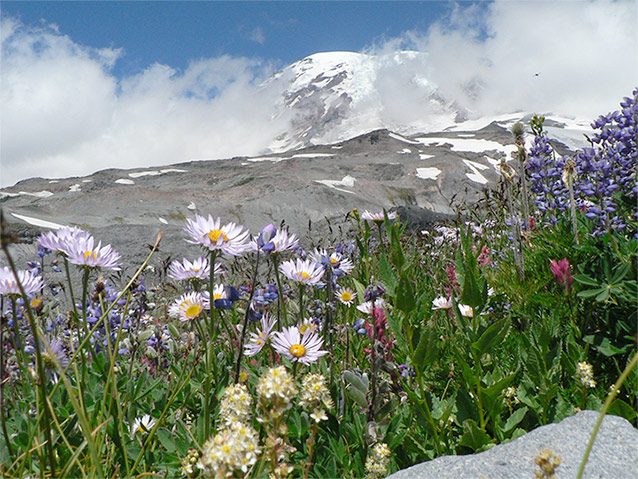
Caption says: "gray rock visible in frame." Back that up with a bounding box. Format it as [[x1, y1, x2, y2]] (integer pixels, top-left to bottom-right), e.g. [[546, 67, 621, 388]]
[[387, 411, 638, 479]]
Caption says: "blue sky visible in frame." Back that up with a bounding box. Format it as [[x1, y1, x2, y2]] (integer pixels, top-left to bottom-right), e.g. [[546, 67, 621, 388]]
[[2, 1, 454, 78], [1, 1, 636, 187]]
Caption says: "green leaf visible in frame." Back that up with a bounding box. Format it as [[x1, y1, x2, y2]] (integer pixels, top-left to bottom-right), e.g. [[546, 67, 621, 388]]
[[377, 255, 397, 296], [584, 335, 626, 357], [577, 287, 606, 299], [390, 225, 405, 271], [502, 406, 528, 433], [607, 399, 637, 422], [461, 264, 483, 310], [352, 277, 367, 304], [413, 327, 439, 376], [458, 419, 493, 452], [483, 369, 519, 406], [573, 273, 599, 287], [471, 319, 510, 357], [396, 273, 416, 313], [455, 388, 478, 426], [611, 262, 632, 283], [157, 428, 176, 452]]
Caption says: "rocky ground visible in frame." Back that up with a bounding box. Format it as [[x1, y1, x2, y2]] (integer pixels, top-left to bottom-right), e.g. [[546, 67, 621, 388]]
[[0, 121, 570, 273]]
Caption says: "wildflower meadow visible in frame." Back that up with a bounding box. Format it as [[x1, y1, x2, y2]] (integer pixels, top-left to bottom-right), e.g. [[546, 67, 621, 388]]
[[0, 90, 636, 478]]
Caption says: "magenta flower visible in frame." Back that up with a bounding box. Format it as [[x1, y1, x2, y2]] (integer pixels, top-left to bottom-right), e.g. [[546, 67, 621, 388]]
[[550, 258, 573, 291]]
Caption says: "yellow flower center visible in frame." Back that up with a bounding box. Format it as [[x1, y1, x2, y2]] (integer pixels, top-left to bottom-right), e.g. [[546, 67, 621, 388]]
[[30, 298, 42, 308], [41, 352, 57, 370], [331, 257, 339, 265], [341, 292, 352, 301], [205, 229, 228, 243], [296, 271, 311, 281], [193, 268, 200, 272], [185, 304, 201, 318], [289, 344, 306, 358], [83, 251, 98, 262], [222, 445, 231, 454]]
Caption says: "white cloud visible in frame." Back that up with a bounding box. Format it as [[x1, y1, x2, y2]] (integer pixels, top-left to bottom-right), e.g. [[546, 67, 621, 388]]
[[1, 18, 289, 187], [375, 0, 637, 120]]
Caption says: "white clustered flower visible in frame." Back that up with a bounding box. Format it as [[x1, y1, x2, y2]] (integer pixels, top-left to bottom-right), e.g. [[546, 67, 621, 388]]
[[503, 386, 520, 407], [197, 421, 260, 478], [256, 366, 298, 419], [576, 361, 597, 388], [181, 448, 200, 477], [299, 373, 334, 423], [218, 383, 253, 428], [365, 442, 391, 479]]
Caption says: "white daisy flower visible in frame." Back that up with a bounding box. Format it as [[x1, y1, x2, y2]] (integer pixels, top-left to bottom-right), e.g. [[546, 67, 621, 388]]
[[431, 296, 453, 310], [361, 210, 397, 223], [335, 287, 357, 306], [64, 236, 121, 270], [184, 214, 251, 256], [458, 304, 474, 318], [0, 267, 44, 296], [279, 258, 325, 285], [131, 414, 156, 438], [244, 313, 277, 357], [168, 291, 209, 321], [272, 326, 327, 365], [168, 256, 221, 281]]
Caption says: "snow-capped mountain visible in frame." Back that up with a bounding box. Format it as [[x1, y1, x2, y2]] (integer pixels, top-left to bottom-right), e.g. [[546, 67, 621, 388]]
[[1, 50, 595, 270], [265, 51, 465, 152]]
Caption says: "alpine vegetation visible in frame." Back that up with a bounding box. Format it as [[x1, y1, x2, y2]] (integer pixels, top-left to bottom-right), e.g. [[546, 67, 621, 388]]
[[0, 90, 636, 479]]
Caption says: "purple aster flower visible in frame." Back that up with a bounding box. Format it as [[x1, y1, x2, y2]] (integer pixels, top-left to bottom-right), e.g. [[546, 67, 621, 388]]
[[184, 214, 251, 256], [65, 236, 121, 270], [167, 256, 220, 281], [0, 266, 44, 296], [38, 226, 92, 255]]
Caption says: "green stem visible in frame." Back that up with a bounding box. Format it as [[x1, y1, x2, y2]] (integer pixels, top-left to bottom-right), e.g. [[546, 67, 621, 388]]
[[577, 351, 638, 479], [299, 284, 305, 324], [235, 249, 260, 383], [63, 257, 79, 323], [204, 249, 218, 440], [272, 255, 287, 329]]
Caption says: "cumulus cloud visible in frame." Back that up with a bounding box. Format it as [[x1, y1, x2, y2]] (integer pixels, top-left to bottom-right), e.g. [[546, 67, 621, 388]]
[[1, 18, 289, 187], [368, 0, 637, 120], [1, 1, 636, 187]]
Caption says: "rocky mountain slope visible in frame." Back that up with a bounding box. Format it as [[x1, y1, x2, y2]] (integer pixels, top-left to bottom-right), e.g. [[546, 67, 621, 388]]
[[1, 114, 584, 272], [0, 50, 591, 271]]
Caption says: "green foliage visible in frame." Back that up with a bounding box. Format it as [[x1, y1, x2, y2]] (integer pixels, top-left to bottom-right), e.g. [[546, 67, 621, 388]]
[[1, 180, 636, 478]]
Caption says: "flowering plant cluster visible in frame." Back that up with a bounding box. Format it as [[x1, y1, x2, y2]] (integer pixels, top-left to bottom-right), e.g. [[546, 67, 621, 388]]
[[526, 89, 637, 236], [1, 92, 637, 479]]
